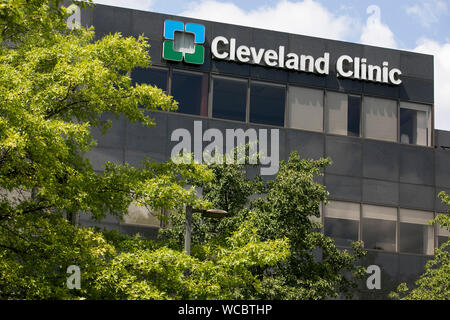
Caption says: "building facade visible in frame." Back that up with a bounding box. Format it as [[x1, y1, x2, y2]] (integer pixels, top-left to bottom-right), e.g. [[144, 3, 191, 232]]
[[77, 4, 450, 299]]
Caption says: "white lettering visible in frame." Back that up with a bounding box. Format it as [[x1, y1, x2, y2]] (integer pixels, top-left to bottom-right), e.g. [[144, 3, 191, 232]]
[[264, 49, 278, 67], [336, 55, 353, 78], [211, 36, 229, 59], [389, 68, 402, 85], [315, 52, 329, 74], [250, 47, 265, 64], [236, 45, 251, 62], [208, 36, 402, 85]]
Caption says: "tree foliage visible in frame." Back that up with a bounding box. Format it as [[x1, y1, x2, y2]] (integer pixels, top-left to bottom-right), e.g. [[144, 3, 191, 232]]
[[390, 191, 450, 300], [0, 1, 365, 300], [161, 152, 367, 299]]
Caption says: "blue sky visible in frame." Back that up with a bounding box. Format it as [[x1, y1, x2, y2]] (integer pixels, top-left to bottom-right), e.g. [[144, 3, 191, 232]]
[[92, 0, 450, 130]]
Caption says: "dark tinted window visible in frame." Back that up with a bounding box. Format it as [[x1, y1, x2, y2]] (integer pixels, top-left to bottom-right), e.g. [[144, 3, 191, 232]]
[[362, 218, 396, 251], [212, 77, 247, 122], [249, 82, 285, 127], [131, 67, 168, 91], [347, 95, 361, 137], [324, 217, 359, 247], [400, 108, 416, 144], [171, 71, 208, 116], [400, 223, 428, 254]]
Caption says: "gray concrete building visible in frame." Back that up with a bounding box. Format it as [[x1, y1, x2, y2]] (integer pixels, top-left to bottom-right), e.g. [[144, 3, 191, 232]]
[[77, 4, 450, 299]]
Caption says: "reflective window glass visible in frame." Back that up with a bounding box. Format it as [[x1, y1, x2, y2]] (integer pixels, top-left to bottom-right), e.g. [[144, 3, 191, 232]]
[[326, 92, 361, 137], [131, 67, 168, 91], [362, 205, 397, 252], [400, 209, 434, 255], [212, 77, 247, 122], [363, 96, 397, 142], [288, 86, 323, 132], [324, 201, 359, 247], [400, 102, 431, 146], [171, 70, 208, 116], [249, 82, 285, 127]]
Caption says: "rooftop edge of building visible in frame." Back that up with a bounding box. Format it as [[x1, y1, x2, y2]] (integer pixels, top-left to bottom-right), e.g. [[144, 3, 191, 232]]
[[435, 129, 450, 148], [87, 3, 434, 60]]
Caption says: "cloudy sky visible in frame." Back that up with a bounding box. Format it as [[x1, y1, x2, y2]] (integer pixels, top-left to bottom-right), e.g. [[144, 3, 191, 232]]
[[92, 0, 450, 130]]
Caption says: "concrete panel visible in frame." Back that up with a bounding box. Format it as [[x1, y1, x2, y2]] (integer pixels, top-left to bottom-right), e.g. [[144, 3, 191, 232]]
[[90, 114, 126, 149], [131, 10, 164, 41], [85, 147, 124, 171], [92, 4, 115, 35], [400, 51, 434, 81], [126, 112, 168, 155], [362, 140, 399, 182], [363, 82, 399, 99], [399, 183, 435, 211], [398, 254, 429, 288], [326, 136, 362, 177], [125, 150, 167, 168], [435, 150, 450, 188], [435, 130, 450, 148], [399, 145, 434, 185], [286, 129, 325, 160], [399, 77, 434, 104], [363, 179, 399, 206], [325, 174, 361, 202]]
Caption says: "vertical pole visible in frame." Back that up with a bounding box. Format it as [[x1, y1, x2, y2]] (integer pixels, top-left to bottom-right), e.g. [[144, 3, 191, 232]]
[[185, 205, 192, 255]]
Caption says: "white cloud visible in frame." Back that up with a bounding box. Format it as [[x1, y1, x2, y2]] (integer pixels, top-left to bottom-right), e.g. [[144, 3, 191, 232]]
[[413, 39, 450, 130], [92, 0, 154, 11], [406, 0, 448, 28], [360, 5, 397, 49], [180, 0, 358, 41]]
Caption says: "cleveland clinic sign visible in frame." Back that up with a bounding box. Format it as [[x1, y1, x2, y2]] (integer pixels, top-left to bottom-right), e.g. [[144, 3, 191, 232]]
[[161, 20, 403, 86], [211, 36, 402, 85]]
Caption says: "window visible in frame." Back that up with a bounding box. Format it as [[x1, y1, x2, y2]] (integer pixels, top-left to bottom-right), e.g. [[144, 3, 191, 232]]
[[324, 201, 359, 247], [400, 102, 431, 146], [326, 92, 361, 137], [362, 205, 397, 252], [249, 81, 285, 127], [131, 67, 168, 91], [363, 96, 397, 142], [288, 86, 323, 132], [171, 70, 208, 116], [211, 76, 247, 122], [400, 209, 434, 255]]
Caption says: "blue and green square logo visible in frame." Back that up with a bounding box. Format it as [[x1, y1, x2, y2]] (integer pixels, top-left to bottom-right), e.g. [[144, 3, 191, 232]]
[[162, 20, 205, 65]]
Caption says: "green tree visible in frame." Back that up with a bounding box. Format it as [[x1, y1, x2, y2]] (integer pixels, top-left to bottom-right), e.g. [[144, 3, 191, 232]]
[[390, 191, 450, 300], [161, 152, 367, 299], [0, 1, 291, 299]]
